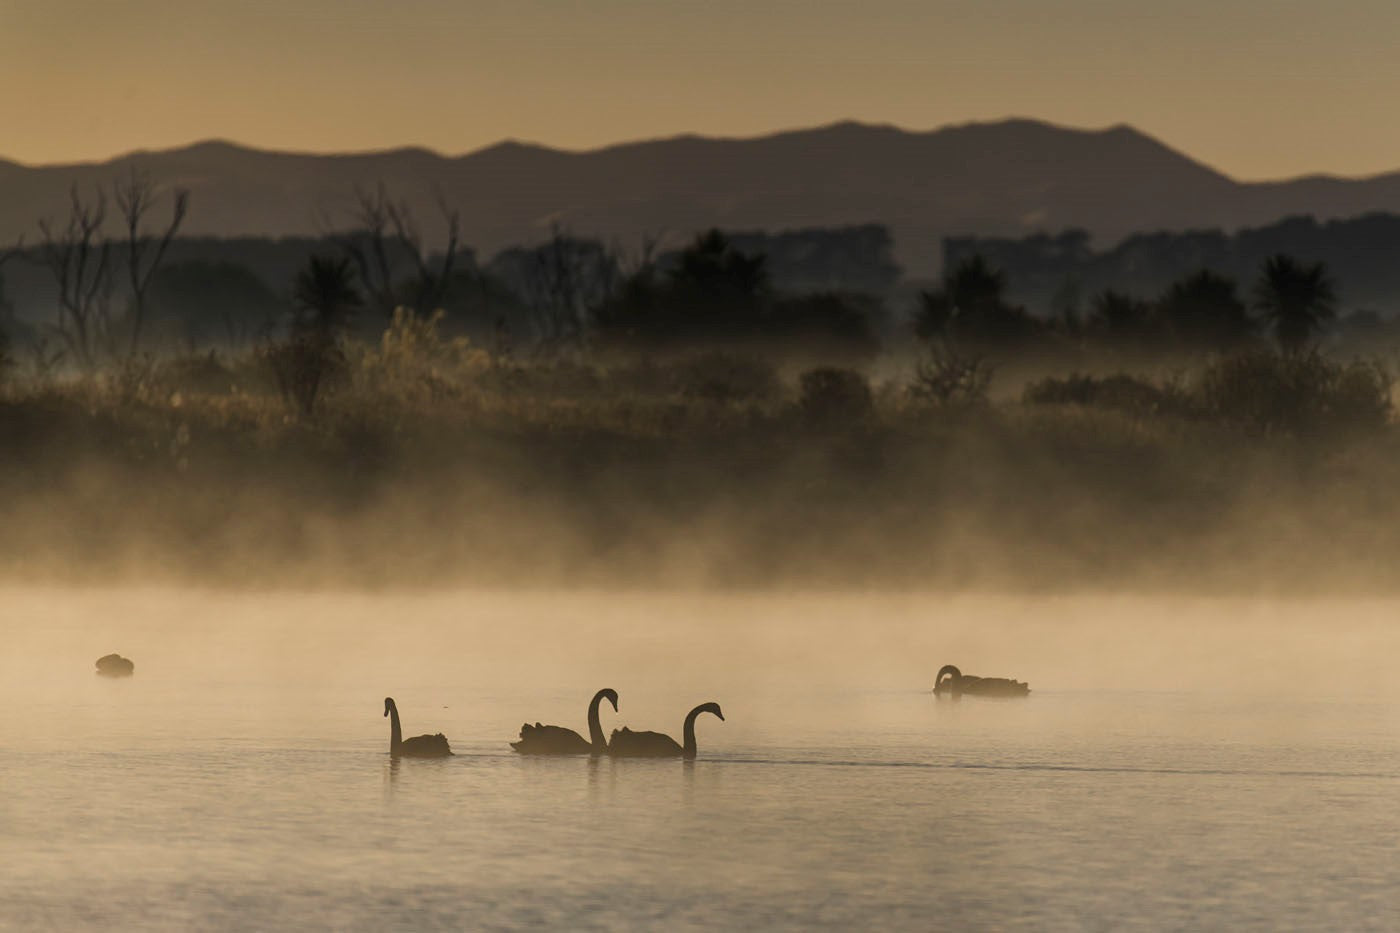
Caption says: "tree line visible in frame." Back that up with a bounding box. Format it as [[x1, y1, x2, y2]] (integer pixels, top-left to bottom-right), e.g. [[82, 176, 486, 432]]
[[0, 177, 1375, 375]]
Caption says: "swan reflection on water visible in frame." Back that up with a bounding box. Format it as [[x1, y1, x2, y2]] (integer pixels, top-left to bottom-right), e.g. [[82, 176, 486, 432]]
[[933, 664, 1030, 698]]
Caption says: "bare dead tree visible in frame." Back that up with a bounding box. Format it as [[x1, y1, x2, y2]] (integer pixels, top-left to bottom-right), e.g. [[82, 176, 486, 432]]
[[339, 183, 460, 320], [37, 186, 115, 370], [114, 168, 189, 358], [521, 224, 620, 350]]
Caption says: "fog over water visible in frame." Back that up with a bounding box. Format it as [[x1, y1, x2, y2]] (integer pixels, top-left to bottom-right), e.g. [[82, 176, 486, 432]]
[[3, 588, 1398, 929]]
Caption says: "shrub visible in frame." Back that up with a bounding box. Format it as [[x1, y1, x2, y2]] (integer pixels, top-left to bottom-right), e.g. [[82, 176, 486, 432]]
[[354, 307, 490, 403], [1024, 372, 1186, 418], [1196, 350, 1390, 435], [262, 333, 346, 417], [674, 351, 780, 403], [910, 342, 992, 407], [798, 367, 874, 422]]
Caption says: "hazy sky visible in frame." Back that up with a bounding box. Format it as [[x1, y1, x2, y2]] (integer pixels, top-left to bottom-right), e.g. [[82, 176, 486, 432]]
[[3, 0, 1397, 179]]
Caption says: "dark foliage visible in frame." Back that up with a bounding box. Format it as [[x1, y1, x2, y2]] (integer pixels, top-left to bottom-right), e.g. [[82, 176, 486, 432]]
[[915, 255, 1041, 346], [293, 254, 363, 336], [1158, 269, 1254, 350], [673, 351, 781, 403], [798, 367, 874, 423], [1197, 350, 1389, 436], [1253, 254, 1336, 354], [1024, 373, 1186, 418]]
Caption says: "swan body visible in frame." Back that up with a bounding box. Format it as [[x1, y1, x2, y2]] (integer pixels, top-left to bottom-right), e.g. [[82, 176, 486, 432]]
[[384, 697, 452, 758], [512, 688, 618, 756], [95, 654, 134, 677], [609, 702, 724, 760], [934, 664, 1029, 697]]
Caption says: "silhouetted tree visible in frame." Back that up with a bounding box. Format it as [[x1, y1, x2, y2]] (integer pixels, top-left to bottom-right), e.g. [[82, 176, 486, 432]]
[[915, 255, 1039, 346], [1158, 269, 1253, 350], [293, 254, 363, 336], [490, 226, 619, 349], [265, 255, 363, 416], [113, 168, 189, 358], [669, 229, 768, 334], [591, 230, 766, 345], [36, 186, 115, 370], [1087, 289, 1157, 346], [1252, 254, 1336, 354], [338, 183, 460, 320]]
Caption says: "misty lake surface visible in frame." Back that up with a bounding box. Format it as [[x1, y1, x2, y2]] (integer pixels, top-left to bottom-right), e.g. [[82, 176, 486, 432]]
[[3, 588, 1399, 930]]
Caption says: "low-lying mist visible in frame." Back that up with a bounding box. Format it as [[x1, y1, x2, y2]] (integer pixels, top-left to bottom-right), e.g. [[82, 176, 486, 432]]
[[3, 340, 1400, 594]]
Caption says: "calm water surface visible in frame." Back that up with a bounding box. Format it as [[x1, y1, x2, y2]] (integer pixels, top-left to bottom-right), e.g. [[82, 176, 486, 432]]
[[2, 589, 1398, 930]]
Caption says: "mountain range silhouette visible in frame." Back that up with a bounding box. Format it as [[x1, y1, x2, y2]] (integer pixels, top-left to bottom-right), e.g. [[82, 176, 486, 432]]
[[5, 119, 1400, 275]]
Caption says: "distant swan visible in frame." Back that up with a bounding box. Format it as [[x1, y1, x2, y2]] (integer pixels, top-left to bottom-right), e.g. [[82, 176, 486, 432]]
[[95, 654, 134, 677], [934, 664, 1029, 697], [609, 702, 724, 759], [383, 697, 452, 758], [512, 688, 619, 756]]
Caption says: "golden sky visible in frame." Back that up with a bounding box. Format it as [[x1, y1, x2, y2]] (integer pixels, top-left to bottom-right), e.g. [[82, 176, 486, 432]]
[[2, 0, 1397, 179]]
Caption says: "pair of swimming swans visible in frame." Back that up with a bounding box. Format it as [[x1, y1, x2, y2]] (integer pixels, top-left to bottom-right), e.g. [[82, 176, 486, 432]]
[[511, 688, 724, 760], [933, 664, 1030, 698]]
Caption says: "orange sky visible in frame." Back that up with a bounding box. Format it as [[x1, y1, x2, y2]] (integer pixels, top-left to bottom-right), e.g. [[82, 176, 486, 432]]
[[3, 0, 1397, 179]]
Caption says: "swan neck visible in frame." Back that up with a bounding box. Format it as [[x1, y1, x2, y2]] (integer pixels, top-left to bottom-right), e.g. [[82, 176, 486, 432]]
[[587, 692, 606, 751], [683, 708, 701, 760], [388, 703, 403, 752]]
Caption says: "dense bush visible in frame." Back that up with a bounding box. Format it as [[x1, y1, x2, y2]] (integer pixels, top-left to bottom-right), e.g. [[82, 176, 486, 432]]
[[798, 367, 873, 422], [1197, 350, 1390, 435], [674, 351, 781, 403], [1023, 372, 1186, 418], [1025, 352, 1392, 436]]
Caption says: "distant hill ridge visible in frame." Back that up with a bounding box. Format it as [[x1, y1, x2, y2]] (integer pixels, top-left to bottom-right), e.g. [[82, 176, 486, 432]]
[[5, 119, 1400, 276]]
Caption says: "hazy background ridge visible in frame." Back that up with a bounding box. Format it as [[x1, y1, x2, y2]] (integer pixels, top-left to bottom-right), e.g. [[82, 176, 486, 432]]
[[7, 120, 1400, 276]]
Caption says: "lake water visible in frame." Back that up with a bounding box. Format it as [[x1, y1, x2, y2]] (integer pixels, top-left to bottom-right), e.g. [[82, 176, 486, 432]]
[[2, 588, 1398, 930]]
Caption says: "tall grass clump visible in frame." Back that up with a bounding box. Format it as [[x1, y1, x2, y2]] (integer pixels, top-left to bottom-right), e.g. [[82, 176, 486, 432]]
[[353, 307, 491, 405]]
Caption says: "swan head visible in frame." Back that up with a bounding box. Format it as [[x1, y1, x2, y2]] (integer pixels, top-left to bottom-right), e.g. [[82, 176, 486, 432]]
[[694, 701, 724, 722], [598, 688, 619, 713], [935, 665, 962, 689], [383, 697, 395, 718]]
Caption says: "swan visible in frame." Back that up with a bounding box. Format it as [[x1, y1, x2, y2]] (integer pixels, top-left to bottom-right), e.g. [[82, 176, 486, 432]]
[[511, 688, 619, 756], [383, 697, 452, 758], [934, 664, 1029, 697], [608, 702, 724, 759], [95, 654, 134, 677]]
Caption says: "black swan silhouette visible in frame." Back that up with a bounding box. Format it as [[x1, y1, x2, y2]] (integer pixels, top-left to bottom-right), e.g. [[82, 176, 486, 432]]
[[383, 697, 452, 758], [511, 688, 619, 756], [934, 664, 1029, 697], [95, 654, 134, 677], [608, 702, 724, 759]]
